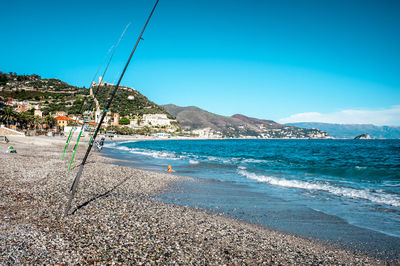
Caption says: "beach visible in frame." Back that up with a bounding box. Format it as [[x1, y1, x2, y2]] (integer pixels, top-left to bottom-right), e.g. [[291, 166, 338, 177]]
[[0, 136, 394, 264]]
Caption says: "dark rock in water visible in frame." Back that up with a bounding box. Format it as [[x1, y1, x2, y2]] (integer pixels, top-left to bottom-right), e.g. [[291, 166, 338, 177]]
[[354, 133, 371, 139]]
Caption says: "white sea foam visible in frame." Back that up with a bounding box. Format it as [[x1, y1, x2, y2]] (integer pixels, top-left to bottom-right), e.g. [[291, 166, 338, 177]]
[[103, 142, 119, 148], [103, 141, 137, 148], [204, 156, 240, 165], [382, 181, 400, 187], [103, 143, 132, 151], [205, 157, 268, 165], [241, 158, 270, 164], [117, 146, 131, 151], [128, 148, 181, 160], [355, 166, 367, 170], [238, 169, 400, 207], [107, 143, 203, 163]]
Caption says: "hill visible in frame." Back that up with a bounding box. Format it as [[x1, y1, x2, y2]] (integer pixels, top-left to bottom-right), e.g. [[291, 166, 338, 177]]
[[286, 122, 400, 139], [0, 71, 172, 118], [163, 104, 331, 139], [91, 84, 172, 118]]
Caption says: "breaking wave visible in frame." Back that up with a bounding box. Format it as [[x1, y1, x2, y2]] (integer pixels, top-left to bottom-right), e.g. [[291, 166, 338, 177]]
[[107, 144, 182, 161], [238, 169, 400, 207], [103, 141, 128, 148], [128, 148, 182, 160]]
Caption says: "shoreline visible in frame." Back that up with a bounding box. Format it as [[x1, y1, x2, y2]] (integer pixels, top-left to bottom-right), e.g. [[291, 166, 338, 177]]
[[0, 136, 395, 264]]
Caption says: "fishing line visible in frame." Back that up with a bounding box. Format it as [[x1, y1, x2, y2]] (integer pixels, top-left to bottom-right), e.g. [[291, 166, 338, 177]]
[[62, 22, 131, 161], [61, 44, 113, 160], [66, 22, 132, 169]]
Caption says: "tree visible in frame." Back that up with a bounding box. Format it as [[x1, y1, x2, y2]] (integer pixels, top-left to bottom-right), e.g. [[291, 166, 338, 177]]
[[16, 112, 27, 129], [73, 99, 82, 105], [0, 107, 19, 127], [45, 116, 56, 129], [17, 112, 34, 130], [119, 117, 130, 125], [33, 116, 45, 130], [27, 108, 34, 115], [0, 73, 8, 85], [68, 120, 78, 126]]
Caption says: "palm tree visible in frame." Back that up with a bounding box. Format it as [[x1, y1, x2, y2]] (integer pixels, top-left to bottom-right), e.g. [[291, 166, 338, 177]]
[[33, 115, 45, 131], [0, 107, 18, 127], [16, 112, 32, 130], [45, 115, 57, 130]]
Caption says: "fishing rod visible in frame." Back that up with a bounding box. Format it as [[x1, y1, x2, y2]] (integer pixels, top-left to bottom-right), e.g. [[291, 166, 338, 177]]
[[64, 0, 159, 217], [61, 45, 114, 160], [62, 21, 130, 160], [67, 23, 131, 170]]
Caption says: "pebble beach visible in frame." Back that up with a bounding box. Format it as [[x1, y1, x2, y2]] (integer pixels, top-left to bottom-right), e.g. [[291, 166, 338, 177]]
[[0, 136, 396, 264]]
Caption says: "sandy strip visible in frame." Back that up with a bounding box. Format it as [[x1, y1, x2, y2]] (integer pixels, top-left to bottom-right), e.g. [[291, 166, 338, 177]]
[[0, 136, 394, 264]]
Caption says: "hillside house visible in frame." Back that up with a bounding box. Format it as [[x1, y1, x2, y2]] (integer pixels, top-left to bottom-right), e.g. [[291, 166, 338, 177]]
[[86, 122, 106, 131], [55, 116, 74, 128], [142, 114, 171, 127], [129, 119, 138, 128], [34, 109, 43, 117], [16, 104, 27, 113], [5, 97, 17, 106], [55, 111, 67, 117], [192, 127, 222, 138]]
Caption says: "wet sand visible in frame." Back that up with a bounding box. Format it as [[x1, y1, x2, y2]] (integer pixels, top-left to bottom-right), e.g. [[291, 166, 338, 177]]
[[0, 136, 395, 264]]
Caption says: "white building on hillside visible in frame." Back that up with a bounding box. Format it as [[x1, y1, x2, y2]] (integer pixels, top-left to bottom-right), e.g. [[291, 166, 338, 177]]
[[95, 108, 102, 123], [130, 119, 138, 128], [34, 109, 43, 117], [142, 114, 171, 127], [192, 127, 222, 138], [93, 108, 112, 124], [54, 111, 67, 117]]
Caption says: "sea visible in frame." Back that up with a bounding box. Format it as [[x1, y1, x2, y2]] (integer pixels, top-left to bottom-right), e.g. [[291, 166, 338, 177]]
[[102, 139, 400, 258]]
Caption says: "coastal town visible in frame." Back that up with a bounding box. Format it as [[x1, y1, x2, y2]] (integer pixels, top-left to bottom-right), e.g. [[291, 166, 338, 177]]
[[1, 72, 333, 139], [0, 72, 180, 138]]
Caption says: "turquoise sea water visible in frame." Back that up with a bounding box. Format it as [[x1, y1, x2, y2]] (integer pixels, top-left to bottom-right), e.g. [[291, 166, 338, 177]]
[[103, 139, 400, 257]]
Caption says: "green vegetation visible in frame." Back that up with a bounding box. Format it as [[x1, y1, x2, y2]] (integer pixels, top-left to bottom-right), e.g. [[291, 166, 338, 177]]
[[0, 72, 174, 121], [0, 107, 56, 131], [0, 72, 182, 136], [0, 107, 18, 127], [1, 90, 49, 101], [0, 72, 41, 85], [105, 125, 159, 136], [0, 73, 9, 86], [118, 117, 130, 125], [94, 85, 172, 118]]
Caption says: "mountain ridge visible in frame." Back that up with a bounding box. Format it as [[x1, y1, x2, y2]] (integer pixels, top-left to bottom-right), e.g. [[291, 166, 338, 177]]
[[286, 122, 400, 139], [163, 104, 331, 139]]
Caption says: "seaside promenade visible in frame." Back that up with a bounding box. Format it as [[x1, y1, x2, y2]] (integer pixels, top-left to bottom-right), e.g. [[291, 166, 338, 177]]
[[0, 136, 392, 264]]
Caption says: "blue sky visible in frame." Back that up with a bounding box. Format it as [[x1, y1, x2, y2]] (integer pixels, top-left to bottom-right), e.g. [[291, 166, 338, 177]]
[[1, 0, 400, 125]]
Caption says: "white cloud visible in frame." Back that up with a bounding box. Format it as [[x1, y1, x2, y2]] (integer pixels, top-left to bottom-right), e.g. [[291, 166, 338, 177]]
[[278, 106, 400, 126]]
